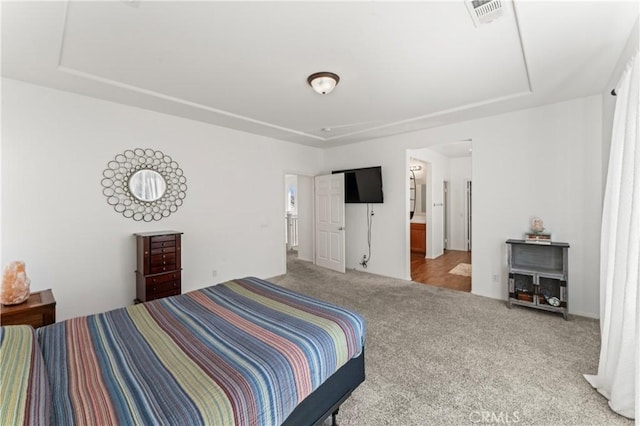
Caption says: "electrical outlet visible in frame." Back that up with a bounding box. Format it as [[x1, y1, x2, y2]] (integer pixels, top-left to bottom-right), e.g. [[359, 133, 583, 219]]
[[492, 274, 499, 282], [212, 269, 217, 278]]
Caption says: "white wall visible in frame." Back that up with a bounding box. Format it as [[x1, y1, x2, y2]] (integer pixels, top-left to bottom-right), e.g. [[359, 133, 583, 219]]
[[409, 154, 471, 253], [323, 149, 405, 277], [449, 157, 472, 251], [1, 78, 323, 321], [0, 77, 606, 319], [324, 95, 603, 317]]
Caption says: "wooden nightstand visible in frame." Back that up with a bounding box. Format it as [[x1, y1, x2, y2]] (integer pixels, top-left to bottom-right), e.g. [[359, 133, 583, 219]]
[[0, 289, 56, 328]]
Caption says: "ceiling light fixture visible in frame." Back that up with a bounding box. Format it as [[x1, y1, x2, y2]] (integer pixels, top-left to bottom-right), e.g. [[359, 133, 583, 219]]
[[307, 72, 340, 95]]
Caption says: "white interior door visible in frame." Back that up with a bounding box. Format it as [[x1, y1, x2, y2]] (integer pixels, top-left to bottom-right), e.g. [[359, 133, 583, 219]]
[[466, 180, 472, 251], [443, 180, 449, 250], [315, 174, 345, 273]]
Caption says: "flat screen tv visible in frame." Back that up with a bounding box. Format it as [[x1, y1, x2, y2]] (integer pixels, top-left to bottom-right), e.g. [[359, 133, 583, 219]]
[[332, 166, 384, 203]]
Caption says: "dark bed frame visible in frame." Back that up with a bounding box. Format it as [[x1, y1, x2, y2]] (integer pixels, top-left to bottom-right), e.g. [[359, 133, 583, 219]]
[[282, 348, 365, 426]]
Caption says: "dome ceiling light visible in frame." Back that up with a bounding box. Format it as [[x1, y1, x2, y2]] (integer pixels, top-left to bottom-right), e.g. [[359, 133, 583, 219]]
[[307, 72, 340, 95]]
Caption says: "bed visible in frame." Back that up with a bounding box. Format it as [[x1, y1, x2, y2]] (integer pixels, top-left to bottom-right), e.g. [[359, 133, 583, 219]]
[[0, 277, 366, 425]]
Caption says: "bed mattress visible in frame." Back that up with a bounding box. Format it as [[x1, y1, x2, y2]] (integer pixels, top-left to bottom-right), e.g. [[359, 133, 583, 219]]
[[1, 277, 365, 425]]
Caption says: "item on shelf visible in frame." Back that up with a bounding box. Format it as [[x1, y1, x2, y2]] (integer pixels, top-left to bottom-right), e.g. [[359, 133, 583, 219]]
[[547, 297, 561, 307], [539, 288, 561, 307], [530, 217, 545, 233], [525, 217, 552, 243], [524, 232, 552, 244], [516, 292, 533, 302], [1, 261, 31, 305]]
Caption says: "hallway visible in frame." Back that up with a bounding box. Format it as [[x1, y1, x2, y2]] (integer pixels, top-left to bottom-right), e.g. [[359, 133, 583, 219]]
[[411, 250, 471, 292]]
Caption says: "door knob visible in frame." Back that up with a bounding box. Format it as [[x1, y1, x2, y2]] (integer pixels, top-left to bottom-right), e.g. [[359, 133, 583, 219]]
[[338, 226, 345, 231]]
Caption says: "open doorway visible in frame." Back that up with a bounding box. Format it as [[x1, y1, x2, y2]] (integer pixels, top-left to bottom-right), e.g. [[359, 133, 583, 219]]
[[284, 174, 314, 271], [407, 142, 472, 292]]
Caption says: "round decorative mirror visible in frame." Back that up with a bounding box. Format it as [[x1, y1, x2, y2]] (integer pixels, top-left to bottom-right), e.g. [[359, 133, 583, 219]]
[[128, 169, 167, 202], [101, 148, 187, 222]]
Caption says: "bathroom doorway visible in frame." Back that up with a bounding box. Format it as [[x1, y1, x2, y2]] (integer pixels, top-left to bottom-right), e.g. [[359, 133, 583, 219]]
[[407, 142, 472, 292]]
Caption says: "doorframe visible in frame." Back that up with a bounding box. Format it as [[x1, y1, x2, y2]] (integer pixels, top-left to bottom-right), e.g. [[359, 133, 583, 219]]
[[281, 171, 316, 273], [443, 180, 450, 250], [465, 179, 472, 251], [406, 142, 474, 289], [406, 152, 439, 279]]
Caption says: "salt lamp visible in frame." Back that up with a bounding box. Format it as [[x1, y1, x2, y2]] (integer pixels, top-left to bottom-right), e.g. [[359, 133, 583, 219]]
[[1, 261, 31, 305]]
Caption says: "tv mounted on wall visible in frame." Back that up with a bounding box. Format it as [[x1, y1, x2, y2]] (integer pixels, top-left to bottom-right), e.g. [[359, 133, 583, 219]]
[[332, 166, 384, 203]]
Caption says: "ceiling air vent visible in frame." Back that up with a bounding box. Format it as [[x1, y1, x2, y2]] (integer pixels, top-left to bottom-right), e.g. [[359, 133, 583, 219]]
[[465, 0, 504, 27]]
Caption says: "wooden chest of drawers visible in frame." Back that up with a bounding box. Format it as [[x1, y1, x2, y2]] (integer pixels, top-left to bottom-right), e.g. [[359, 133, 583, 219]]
[[135, 231, 183, 303]]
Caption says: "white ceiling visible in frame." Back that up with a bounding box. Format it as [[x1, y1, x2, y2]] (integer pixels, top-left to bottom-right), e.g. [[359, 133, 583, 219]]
[[2, 1, 638, 148]]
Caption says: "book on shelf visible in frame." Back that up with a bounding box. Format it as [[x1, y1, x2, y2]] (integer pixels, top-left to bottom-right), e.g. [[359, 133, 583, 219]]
[[524, 232, 552, 244]]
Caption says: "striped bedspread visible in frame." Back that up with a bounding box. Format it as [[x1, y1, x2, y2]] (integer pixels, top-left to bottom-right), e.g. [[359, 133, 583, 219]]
[[0, 326, 50, 426], [37, 277, 365, 425]]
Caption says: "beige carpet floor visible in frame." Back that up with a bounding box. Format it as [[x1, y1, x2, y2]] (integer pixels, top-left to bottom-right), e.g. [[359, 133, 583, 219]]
[[270, 255, 632, 426]]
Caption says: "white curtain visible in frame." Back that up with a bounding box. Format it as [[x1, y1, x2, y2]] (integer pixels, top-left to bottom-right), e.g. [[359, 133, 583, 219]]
[[584, 52, 639, 420]]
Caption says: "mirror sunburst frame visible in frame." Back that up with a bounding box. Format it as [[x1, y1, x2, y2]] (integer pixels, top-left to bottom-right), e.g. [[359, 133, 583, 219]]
[[101, 148, 187, 222]]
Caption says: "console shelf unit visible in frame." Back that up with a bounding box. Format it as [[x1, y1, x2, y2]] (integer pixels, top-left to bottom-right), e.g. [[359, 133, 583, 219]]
[[506, 239, 569, 320]]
